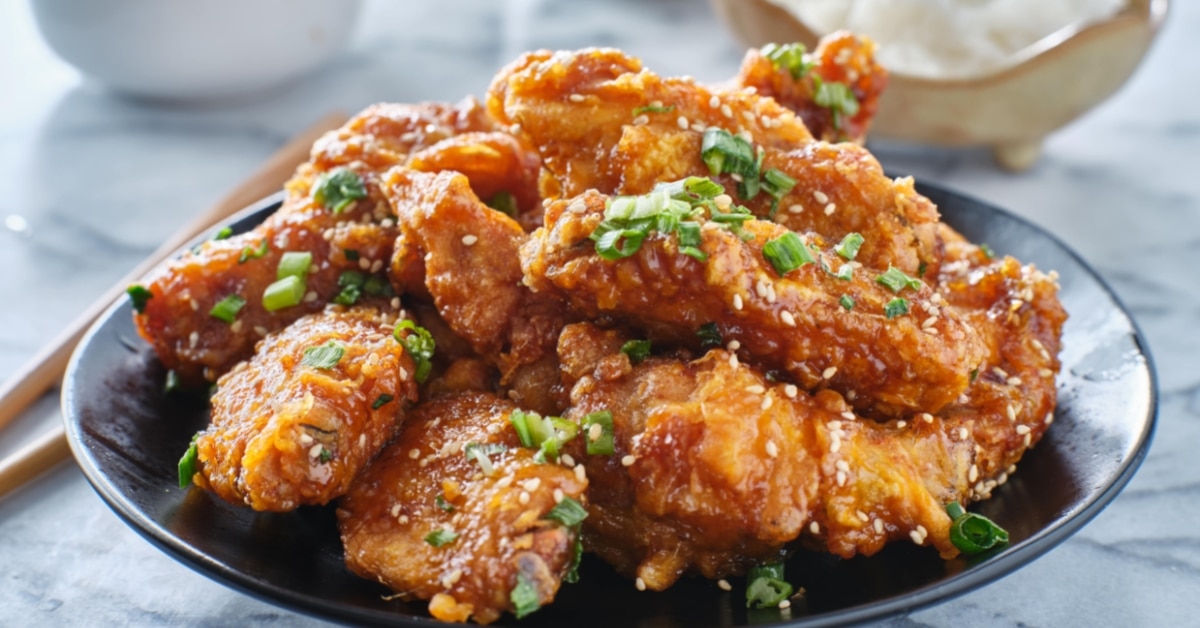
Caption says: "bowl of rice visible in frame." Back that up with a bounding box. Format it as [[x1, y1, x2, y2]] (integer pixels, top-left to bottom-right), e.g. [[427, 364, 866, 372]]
[[712, 0, 1168, 170]]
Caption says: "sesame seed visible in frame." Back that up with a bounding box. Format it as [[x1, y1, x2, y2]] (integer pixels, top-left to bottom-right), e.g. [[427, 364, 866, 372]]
[[922, 316, 938, 328], [732, 293, 744, 311], [691, 122, 707, 133], [1006, 404, 1017, 421], [400, 131, 418, 143], [399, 367, 409, 381], [188, 299, 198, 311], [443, 568, 463, 586], [709, 95, 720, 108], [813, 190, 829, 204], [398, 514, 409, 524], [391, 297, 401, 309], [588, 423, 603, 441], [822, 366, 838, 380], [846, 390, 857, 401], [1007, 376, 1023, 386], [828, 420, 842, 430], [836, 470, 847, 486], [554, 488, 564, 503], [299, 434, 314, 446], [874, 518, 884, 533], [308, 444, 323, 459], [359, 257, 371, 270], [1023, 433, 1033, 447], [824, 203, 837, 215], [188, 331, 199, 349], [632, 115, 649, 125], [496, 475, 515, 488], [230, 320, 243, 333], [840, 411, 855, 420], [922, 413, 934, 424], [896, 420, 907, 428], [809, 521, 820, 534], [1039, 368, 1054, 378], [856, 510, 869, 522], [519, 491, 530, 505], [718, 579, 732, 591], [304, 290, 318, 303], [729, 353, 739, 368], [788, 204, 804, 214], [731, 173, 744, 182], [746, 384, 766, 394], [969, 464, 979, 483], [715, 194, 733, 210], [993, 366, 1009, 379], [721, 104, 733, 118], [252, 325, 267, 337], [677, 116, 689, 130], [761, 396, 773, 410], [390, 504, 402, 517], [621, 455, 636, 467], [522, 478, 542, 492], [1016, 425, 1031, 435], [917, 524, 928, 538], [461, 234, 478, 246], [779, 600, 792, 610], [727, 339, 742, 351], [958, 427, 969, 440], [371, 259, 384, 273], [784, 384, 797, 398], [569, 93, 585, 102], [781, 310, 796, 327], [561, 453, 576, 467], [835, 460, 850, 472], [408, 448, 420, 459], [766, 441, 778, 457], [636, 578, 646, 591], [574, 464, 587, 482], [1045, 412, 1055, 425]]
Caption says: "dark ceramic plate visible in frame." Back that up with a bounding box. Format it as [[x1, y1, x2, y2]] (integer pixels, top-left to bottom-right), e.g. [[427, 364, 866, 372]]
[[63, 183, 1156, 627]]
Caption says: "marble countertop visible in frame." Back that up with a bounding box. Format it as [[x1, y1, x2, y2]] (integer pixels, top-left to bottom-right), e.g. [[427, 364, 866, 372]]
[[1, 1, 1196, 625]]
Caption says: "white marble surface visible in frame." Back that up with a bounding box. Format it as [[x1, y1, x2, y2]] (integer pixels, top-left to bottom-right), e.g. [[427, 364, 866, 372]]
[[1, 0, 1196, 626]]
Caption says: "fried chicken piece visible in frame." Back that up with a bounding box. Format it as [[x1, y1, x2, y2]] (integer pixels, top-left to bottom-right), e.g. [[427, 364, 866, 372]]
[[134, 100, 541, 385], [337, 392, 587, 624], [730, 32, 887, 143], [521, 190, 986, 415], [487, 47, 939, 275], [383, 167, 569, 415], [558, 323, 974, 590], [193, 306, 419, 511]]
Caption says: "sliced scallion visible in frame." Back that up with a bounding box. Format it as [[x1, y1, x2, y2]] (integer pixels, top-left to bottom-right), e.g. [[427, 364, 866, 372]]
[[212, 226, 233, 241], [487, 191, 518, 216], [946, 502, 1009, 555], [633, 103, 675, 116], [209, 294, 246, 323], [435, 494, 455, 512], [394, 319, 435, 383], [697, 322, 723, 350], [302, 340, 345, 369], [126, 285, 153, 314], [262, 275, 306, 311], [510, 571, 541, 619], [276, 251, 313, 280], [876, 266, 922, 293], [884, 297, 909, 319], [177, 432, 201, 489], [543, 496, 588, 527], [839, 294, 855, 311], [745, 562, 793, 609], [238, 238, 268, 264], [582, 410, 615, 456], [834, 233, 864, 260], [620, 340, 652, 365], [762, 231, 814, 276], [424, 528, 458, 548], [371, 393, 394, 410], [761, 42, 812, 79], [313, 167, 367, 213]]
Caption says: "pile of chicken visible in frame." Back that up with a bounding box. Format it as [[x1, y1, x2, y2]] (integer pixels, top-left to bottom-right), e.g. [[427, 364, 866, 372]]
[[133, 33, 1065, 624]]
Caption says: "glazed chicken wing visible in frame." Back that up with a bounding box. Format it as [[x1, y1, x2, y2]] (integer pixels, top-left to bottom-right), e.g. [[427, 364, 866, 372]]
[[337, 392, 587, 624], [192, 306, 419, 511], [487, 45, 940, 276], [521, 189, 986, 415]]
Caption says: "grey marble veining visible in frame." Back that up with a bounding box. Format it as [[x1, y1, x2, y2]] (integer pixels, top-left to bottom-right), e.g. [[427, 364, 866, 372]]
[[1, 0, 1197, 626]]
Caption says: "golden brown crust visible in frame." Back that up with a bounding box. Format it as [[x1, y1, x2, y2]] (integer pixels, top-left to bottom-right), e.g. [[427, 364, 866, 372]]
[[195, 306, 418, 511], [337, 392, 587, 624]]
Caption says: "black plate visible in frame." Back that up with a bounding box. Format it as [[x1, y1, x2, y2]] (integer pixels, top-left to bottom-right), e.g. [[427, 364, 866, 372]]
[[62, 184, 1156, 627]]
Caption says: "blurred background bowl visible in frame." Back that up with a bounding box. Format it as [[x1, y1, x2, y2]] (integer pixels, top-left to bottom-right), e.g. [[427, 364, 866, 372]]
[[712, 0, 1167, 170], [30, 0, 362, 102]]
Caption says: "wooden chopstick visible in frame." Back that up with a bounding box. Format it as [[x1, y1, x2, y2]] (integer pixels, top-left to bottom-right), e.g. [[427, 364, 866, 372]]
[[0, 110, 348, 500]]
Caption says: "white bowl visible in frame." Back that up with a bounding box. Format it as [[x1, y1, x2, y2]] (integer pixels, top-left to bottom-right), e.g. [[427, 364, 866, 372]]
[[31, 0, 362, 101]]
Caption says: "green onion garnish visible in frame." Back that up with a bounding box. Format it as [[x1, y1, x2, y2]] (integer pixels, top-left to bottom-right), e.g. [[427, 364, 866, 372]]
[[833, 264, 854, 281], [334, 270, 364, 305], [394, 319, 436, 383], [633, 103, 675, 116], [510, 409, 536, 448], [424, 528, 458, 548], [946, 502, 1010, 555], [884, 298, 909, 319], [677, 221, 707, 262], [582, 410, 615, 456], [701, 128, 758, 182], [543, 496, 588, 527], [164, 369, 181, 395], [745, 562, 793, 609], [363, 275, 392, 297], [436, 494, 455, 512], [319, 448, 333, 463], [487, 191, 519, 216], [697, 322, 723, 350], [262, 275, 306, 311], [876, 266, 922, 293], [510, 571, 541, 619], [276, 251, 312, 280], [510, 410, 578, 463], [969, 368, 979, 382], [464, 442, 507, 476], [238, 238, 269, 264], [762, 168, 796, 200], [209, 294, 246, 323], [762, 231, 814, 276], [918, 261, 928, 277], [761, 42, 812, 79], [371, 393, 394, 410], [313, 167, 367, 213], [177, 432, 201, 489], [564, 536, 583, 584], [212, 226, 233, 241], [301, 340, 345, 369], [620, 340, 652, 365], [839, 294, 855, 311], [126, 285, 153, 314], [980, 243, 996, 259], [834, 233, 864, 260], [812, 77, 860, 131], [343, 248, 360, 261]]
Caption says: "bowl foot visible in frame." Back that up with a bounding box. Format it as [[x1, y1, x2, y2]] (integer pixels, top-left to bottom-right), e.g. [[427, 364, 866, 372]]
[[993, 140, 1043, 172]]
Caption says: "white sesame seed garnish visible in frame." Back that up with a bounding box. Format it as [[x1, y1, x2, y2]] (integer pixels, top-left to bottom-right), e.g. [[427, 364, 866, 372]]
[[746, 384, 766, 394], [308, 444, 323, 459], [909, 530, 925, 545], [569, 93, 585, 102], [461, 234, 478, 246], [1016, 424, 1032, 435], [922, 413, 934, 424], [726, 339, 741, 351], [443, 568, 463, 587], [1023, 433, 1033, 446], [677, 116, 689, 130], [822, 366, 838, 380], [993, 366, 1008, 379], [359, 257, 371, 270], [922, 316, 938, 328], [836, 470, 847, 486], [299, 433, 314, 446], [188, 331, 199, 349], [408, 448, 420, 459], [398, 367, 409, 381], [969, 464, 979, 483], [521, 478, 542, 493], [304, 290, 318, 303], [917, 524, 928, 538], [828, 420, 842, 430], [780, 310, 796, 327], [810, 521, 821, 534], [721, 104, 733, 118], [621, 455, 636, 467], [840, 411, 855, 420], [731, 173, 744, 183], [561, 453, 576, 468], [958, 427, 969, 440], [519, 491, 531, 505], [636, 578, 646, 591], [1007, 376, 1023, 386], [779, 600, 792, 610], [732, 293, 744, 311], [718, 579, 732, 591], [856, 510, 869, 522], [766, 441, 779, 457], [784, 384, 797, 398], [813, 190, 829, 204], [588, 423, 603, 442], [824, 203, 837, 215], [761, 396, 773, 410], [553, 488, 565, 503], [729, 353, 739, 368], [574, 464, 587, 482], [709, 95, 720, 108], [398, 514, 409, 525], [788, 204, 804, 214], [370, 259, 383, 273], [715, 194, 733, 210], [896, 420, 907, 428], [874, 518, 884, 533], [835, 460, 850, 472], [1045, 412, 1055, 425], [1006, 404, 1017, 421], [496, 474, 515, 489], [230, 320, 243, 333], [846, 390, 857, 401], [632, 114, 649, 125], [691, 122, 707, 133], [1039, 368, 1055, 378]]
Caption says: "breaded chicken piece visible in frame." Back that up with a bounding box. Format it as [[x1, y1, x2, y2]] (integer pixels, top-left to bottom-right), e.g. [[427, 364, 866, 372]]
[[730, 32, 888, 143], [521, 190, 986, 415], [193, 306, 419, 511], [558, 323, 974, 590], [383, 167, 569, 415], [133, 100, 539, 384], [337, 392, 587, 624], [487, 47, 940, 275]]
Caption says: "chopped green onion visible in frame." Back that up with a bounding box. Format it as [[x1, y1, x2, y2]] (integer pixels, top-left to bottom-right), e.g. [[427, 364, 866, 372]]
[[633, 103, 675, 116], [209, 294, 246, 323], [164, 369, 181, 395], [363, 275, 392, 297], [761, 42, 812, 79], [543, 496, 588, 527], [812, 77, 860, 131], [839, 294, 856, 311], [876, 266, 922, 293], [301, 340, 345, 369], [676, 221, 707, 262], [834, 233, 864, 260], [313, 167, 367, 213], [487, 191, 519, 216], [436, 494, 455, 512], [343, 248, 360, 261], [238, 238, 269, 264], [582, 410, 615, 456], [833, 264, 854, 281], [620, 340, 652, 365], [657, 176, 725, 200], [126, 285, 153, 314], [394, 320, 436, 383], [371, 393, 394, 410], [424, 528, 458, 548], [592, 223, 649, 261], [262, 275, 306, 311], [177, 432, 201, 489], [884, 297, 909, 319], [745, 562, 793, 609], [980, 243, 996, 259], [697, 322, 723, 350], [762, 231, 815, 276], [946, 502, 1010, 555], [762, 168, 796, 200], [535, 417, 579, 464], [465, 442, 507, 476], [319, 448, 333, 463], [564, 536, 583, 584], [510, 571, 541, 619], [276, 251, 313, 280], [334, 270, 365, 305], [510, 409, 536, 448], [701, 128, 758, 182], [212, 226, 233, 241], [969, 368, 979, 383], [918, 261, 928, 277]]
